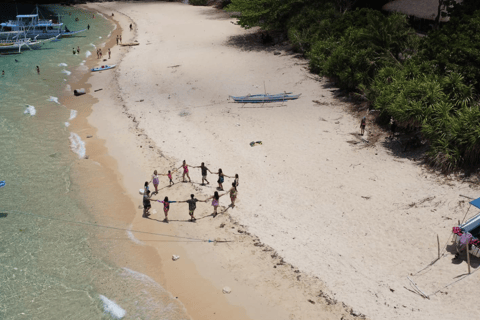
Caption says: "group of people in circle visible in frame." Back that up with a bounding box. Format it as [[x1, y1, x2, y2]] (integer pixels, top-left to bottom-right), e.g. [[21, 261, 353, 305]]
[[142, 160, 239, 223]]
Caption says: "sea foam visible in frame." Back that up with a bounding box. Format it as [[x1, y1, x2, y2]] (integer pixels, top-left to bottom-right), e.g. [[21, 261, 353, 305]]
[[24, 105, 36, 116], [61, 69, 71, 76], [86, 51, 92, 58], [99, 295, 126, 319], [90, 43, 96, 48], [69, 132, 86, 159], [48, 96, 60, 104], [69, 110, 77, 121], [58, 63, 67, 67], [126, 229, 144, 246]]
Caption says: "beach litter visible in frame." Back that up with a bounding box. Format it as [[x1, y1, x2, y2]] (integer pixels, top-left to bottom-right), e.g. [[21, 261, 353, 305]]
[[222, 286, 232, 294], [250, 141, 262, 147], [172, 255, 180, 261]]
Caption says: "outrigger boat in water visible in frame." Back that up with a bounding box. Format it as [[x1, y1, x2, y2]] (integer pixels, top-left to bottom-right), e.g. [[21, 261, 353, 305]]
[[229, 93, 301, 103], [0, 33, 59, 53], [0, 5, 86, 40]]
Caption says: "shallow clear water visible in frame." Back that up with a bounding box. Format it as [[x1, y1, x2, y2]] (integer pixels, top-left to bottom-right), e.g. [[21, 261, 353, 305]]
[[0, 5, 189, 319]]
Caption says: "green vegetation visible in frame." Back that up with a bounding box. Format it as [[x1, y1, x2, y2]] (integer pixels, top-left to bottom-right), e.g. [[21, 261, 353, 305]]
[[189, 0, 208, 6], [226, 0, 480, 172]]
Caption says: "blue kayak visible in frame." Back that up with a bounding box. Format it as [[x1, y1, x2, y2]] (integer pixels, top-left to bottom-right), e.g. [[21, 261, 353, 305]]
[[0, 180, 5, 188], [91, 64, 116, 72]]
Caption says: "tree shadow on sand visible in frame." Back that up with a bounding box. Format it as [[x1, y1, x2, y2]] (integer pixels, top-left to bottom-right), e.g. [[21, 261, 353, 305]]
[[225, 30, 291, 53], [198, 8, 236, 20]]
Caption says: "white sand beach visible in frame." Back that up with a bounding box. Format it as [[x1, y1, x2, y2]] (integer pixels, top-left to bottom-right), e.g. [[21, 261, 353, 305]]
[[79, 2, 479, 320]]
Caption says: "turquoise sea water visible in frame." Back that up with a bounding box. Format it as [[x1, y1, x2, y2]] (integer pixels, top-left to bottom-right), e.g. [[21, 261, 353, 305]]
[[0, 5, 189, 319]]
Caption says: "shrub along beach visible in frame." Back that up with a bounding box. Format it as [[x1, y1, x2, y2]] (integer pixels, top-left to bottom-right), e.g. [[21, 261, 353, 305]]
[[227, 0, 480, 172]]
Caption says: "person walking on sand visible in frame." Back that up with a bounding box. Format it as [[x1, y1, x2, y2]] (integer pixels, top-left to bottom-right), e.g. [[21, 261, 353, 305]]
[[206, 191, 225, 217], [226, 182, 238, 208], [108, 48, 111, 59], [157, 196, 176, 223], [212, 168, 232, 191], [143, 189, 153, 218], [360, 116, 366, 136], [99, 48, 103, 59], [116, 35, 119, 45], [130, 23, 133, 31], [177, 160, 191, 182], [119, 35, 122, 43], [193, 162, 211, 185], [150, 170, 160, 194], [36, 66, 40, 75], [179, 194, 205, 222]]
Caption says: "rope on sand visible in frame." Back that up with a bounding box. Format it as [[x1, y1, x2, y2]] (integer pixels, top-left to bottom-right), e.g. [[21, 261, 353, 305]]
[[1, 209, 234, 244]]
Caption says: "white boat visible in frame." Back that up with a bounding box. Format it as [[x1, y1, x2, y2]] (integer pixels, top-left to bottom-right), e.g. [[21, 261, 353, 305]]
[[0, 35, 59, 53], [0, 6, 86, 40]]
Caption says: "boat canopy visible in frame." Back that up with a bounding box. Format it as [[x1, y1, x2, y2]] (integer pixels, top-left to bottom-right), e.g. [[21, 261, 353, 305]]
[[470, 197, 480, 210], [16, 14, 38, 18]]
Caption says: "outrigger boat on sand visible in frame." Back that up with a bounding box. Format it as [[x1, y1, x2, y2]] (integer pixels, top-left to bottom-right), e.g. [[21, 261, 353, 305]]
[[91, 65, 116, 72], [230, 93, 301, 103]]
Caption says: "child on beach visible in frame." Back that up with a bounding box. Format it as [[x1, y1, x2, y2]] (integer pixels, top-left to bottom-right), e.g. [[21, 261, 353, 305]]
[[157, 196, 176, 223], [177, 160, 191, 182], [193, 162, 211, 185], [151, 170, 159, 194], [205, 191, 225, 217], [179, 194, 205, 222], [143, 189, 153, 218], [360, 116, 366, 136], [212, 168, 232, 191], [144, 181, 150, 193], [226, 182, 238, 208], [233, 174, 239, 188]]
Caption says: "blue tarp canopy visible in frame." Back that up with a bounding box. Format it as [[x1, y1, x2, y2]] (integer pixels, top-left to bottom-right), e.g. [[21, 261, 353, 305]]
[[470, 197, 480, 210], [16, 15, 38, 18]]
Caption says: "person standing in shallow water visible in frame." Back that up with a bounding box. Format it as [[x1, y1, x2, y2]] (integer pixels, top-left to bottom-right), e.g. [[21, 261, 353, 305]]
[[360, 116, 366, 136], [36, 66, 40, 75]]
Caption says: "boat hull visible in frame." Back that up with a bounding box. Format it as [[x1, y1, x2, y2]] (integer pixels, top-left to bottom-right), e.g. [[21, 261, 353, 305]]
[[230, 93, 301, 103]]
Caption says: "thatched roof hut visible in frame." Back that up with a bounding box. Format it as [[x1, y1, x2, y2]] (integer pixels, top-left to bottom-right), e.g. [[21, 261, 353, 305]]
[[383, 0, 462, 22]]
